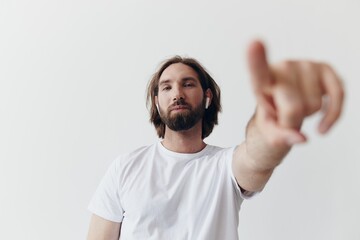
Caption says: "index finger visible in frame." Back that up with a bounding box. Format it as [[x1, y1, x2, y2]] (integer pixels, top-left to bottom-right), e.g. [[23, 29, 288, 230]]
[[247, 40, 273, 94]]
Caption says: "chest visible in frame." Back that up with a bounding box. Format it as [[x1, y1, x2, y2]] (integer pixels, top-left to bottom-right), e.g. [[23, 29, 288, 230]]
[[120, 157, 227, 224]]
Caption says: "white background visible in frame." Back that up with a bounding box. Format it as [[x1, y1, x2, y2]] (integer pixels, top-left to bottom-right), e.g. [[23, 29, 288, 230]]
[[1, 0, 359, 239]]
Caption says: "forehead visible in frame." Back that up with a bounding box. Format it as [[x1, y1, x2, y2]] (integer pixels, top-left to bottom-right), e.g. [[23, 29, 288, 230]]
[[159, 63, 199, 83]]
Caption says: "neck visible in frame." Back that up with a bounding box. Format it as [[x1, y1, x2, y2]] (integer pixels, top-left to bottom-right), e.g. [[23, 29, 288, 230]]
[[161, 121, 206, 153]]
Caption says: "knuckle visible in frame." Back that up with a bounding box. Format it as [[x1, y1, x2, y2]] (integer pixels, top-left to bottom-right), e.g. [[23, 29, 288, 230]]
[[321, 62, 332, 71], [307, 98, 322, 113], [299, 61, 316, 72], [277, 60, 295, 72], [330, 109, 341, 121]]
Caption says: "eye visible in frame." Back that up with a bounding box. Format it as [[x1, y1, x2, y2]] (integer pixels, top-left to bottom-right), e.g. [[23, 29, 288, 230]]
[[162, 85, 171, 91], [184, 82, 195, 87]]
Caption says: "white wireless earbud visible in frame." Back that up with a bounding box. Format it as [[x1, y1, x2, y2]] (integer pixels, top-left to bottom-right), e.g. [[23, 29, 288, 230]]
[[156, 103, 160, 113], [205, 97, 210, 109]]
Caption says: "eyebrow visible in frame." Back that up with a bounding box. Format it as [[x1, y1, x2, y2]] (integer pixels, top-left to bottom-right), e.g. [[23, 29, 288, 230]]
[[159, 77, 198, 86]]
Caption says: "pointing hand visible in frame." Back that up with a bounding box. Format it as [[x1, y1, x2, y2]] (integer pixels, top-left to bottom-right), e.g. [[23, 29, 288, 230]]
[[247, 40, 344, 146]]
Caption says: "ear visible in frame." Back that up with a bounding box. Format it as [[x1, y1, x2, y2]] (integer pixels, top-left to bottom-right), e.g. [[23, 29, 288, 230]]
[[205, 89, 213, 109]]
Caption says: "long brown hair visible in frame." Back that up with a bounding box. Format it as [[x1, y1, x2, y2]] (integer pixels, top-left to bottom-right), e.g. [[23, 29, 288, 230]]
[[146, 56, 221, 139]]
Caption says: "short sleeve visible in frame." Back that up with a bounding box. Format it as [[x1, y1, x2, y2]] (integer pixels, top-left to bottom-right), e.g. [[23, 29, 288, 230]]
[[226, 147, 258, 200], [88, 158, 124, 222]]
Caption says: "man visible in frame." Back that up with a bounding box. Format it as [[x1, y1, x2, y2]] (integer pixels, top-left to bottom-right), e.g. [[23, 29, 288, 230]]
[[87, 40, 344, 240]]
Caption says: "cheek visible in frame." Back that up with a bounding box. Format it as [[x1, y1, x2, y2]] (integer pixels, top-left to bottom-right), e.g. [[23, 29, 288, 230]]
[[193, 92, 205, 103], [157, 95, 170, 107]]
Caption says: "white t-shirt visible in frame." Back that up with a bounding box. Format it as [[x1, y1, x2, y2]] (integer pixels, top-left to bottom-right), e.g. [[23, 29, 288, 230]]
[[88, 142, 251, 240]]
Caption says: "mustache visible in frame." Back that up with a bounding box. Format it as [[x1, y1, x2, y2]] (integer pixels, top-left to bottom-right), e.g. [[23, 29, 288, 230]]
[[172, 98, 188, 107]]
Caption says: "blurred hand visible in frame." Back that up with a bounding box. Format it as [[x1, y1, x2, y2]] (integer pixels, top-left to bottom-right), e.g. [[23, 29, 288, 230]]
[[247, 40, 345, 146]]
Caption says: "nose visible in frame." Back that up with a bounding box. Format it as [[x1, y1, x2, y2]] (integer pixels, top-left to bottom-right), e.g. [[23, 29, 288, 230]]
[[172, 85, 184, 101]]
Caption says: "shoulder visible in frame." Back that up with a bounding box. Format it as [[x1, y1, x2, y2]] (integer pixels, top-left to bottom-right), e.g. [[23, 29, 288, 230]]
[[123, 144, 155, 159], [111, 143, 157, 171], [205, 144, 236, 158]]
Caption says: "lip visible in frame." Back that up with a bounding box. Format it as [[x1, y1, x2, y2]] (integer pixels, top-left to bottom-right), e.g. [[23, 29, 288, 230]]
[[169, 105, 190, 111]]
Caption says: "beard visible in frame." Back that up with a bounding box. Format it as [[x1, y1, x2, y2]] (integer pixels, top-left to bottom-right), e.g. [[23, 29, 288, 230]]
[[159, 99, 205, 132]]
